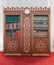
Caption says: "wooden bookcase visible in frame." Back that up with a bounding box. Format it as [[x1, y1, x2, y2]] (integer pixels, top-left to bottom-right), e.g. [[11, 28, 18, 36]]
[[3, 7, 50, 56]]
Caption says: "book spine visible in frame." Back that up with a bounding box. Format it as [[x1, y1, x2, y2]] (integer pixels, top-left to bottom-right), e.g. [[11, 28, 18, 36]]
[[10, 23, 12, 29], [16, 31, 20, 38], [16, 23, 18, 29], [14, 23, 16, 29], [12, 23, 14, 29], [16, 31, 18, 38]]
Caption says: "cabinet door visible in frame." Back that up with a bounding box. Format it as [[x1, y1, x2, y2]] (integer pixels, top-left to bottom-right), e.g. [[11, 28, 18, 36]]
[[32, 38, 50, 56], [4, 38, 21, 55], [4, 15, 21, 56], [32, 15, 50, 56]]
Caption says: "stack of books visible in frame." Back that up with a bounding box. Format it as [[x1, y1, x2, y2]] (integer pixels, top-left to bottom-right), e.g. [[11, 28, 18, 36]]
[[34, 15, 48, 21], [6, 30, 20, 38], [33, 30, 48, 37], [33, 24, 48, 28]]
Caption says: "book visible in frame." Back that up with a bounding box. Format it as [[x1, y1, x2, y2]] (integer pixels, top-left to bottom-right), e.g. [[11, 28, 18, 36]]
[[16, 31, 20, 38]]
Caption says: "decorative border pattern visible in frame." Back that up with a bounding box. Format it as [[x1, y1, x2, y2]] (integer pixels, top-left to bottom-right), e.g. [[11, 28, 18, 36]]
[[8, 40, 18, 51], [35, 40, 47, 51], [33, 38, 49, 53], [23, 17, 31, 53], [3, 7, 50, 12]]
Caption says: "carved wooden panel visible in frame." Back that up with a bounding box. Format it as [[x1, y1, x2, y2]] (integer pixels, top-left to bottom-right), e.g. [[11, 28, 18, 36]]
[[32, 38, 50, 56], [4, 38, 21, 55], [21, 14, 31, 55]]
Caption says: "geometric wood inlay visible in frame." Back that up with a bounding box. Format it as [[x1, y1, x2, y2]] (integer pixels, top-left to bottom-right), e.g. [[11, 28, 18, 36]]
[[23, 17, 31, 53], [8, 40, 18, 51], [35, 40, 47, 52]]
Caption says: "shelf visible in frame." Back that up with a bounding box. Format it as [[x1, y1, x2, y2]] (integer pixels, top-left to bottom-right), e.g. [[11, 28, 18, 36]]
[[34, 37, 48, 38], [34, 22, 48, 24], [33, 15, 48, 21], [33, 34, 48, 38], [33, 25, 48, 27], [33, 28, 48, 30], [6, 22, 20, 23], [33, 20, 48, 21], [6, 29, 20, 30], [5, 37, 20, 38]]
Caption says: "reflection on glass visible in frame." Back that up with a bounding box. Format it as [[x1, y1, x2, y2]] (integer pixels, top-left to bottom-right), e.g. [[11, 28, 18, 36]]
[[33, 15, 48, 38]]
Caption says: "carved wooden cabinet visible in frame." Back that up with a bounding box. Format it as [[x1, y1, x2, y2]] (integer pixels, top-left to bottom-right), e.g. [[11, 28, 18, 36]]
[[3, 7, 50, 56]]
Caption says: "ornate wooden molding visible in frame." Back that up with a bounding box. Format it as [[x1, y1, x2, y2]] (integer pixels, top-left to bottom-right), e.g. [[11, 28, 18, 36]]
[[3, 7, 50, 12]]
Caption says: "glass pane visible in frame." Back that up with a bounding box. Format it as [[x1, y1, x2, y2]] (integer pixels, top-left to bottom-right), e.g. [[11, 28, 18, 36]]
[[33, 15, 48, 38], [5, 15, 20, 38]]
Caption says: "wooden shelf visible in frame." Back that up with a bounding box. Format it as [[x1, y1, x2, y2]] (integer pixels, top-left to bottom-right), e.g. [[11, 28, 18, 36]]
[[34, 37, 48, 38], [5, 37, 20, 38], [6, 29, 20, 30]]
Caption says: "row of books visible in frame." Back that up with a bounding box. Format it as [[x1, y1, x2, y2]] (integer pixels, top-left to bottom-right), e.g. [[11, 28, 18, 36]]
[[6, 30, 20, 38], [33, 24, 48, 28], [34, 22, 48, 25], [34, 16, 48, 20], [33, 30, 48, 32], [33, 32, 48, 35], [34, 20, 48, 23], [5, 23, 20, 29], [33, 32, 48, 37]]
